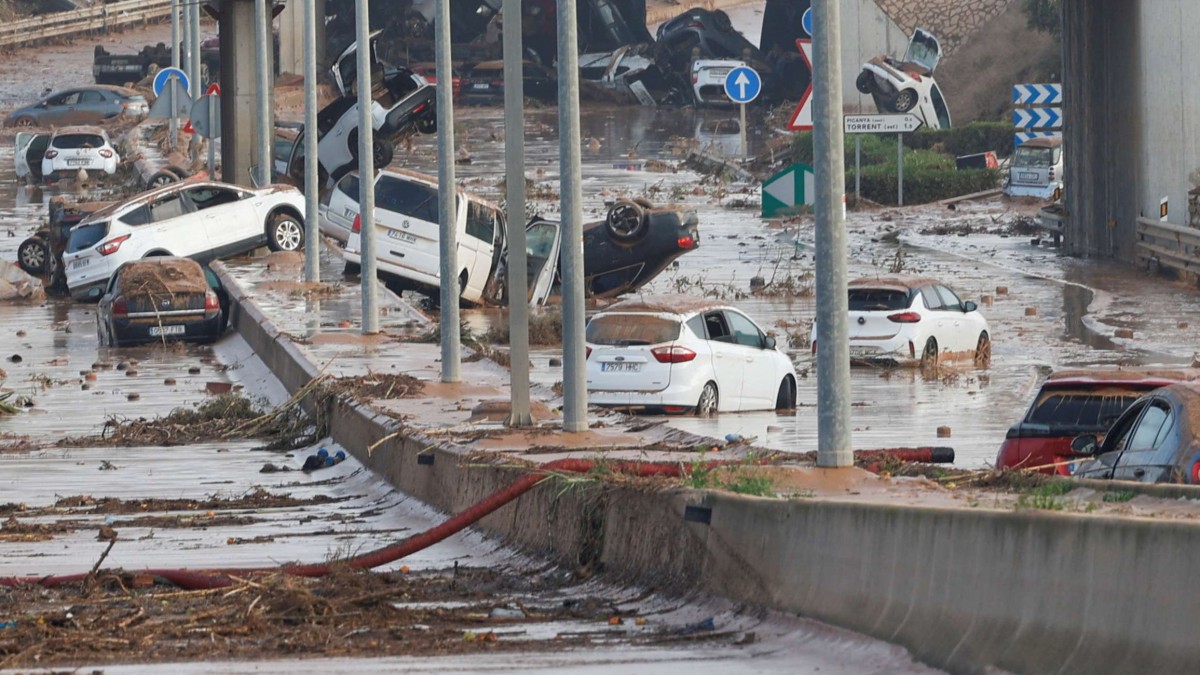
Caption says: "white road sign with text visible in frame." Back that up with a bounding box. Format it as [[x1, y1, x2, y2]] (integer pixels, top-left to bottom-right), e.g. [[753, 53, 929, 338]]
[[843, 114, 924, 134]]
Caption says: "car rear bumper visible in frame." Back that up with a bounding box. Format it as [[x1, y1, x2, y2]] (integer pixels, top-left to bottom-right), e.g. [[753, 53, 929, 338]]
[[589, 387, 697, 413], [1004, 183, 1059, 199], [110, 314, 224, 346], [848, 335, 918, 365]]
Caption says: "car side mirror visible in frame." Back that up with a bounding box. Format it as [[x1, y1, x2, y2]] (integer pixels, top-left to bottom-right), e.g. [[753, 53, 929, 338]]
[[962, 301, 977, 313], [1070, 434, 1098, 456], [764, 336, 777, 350]]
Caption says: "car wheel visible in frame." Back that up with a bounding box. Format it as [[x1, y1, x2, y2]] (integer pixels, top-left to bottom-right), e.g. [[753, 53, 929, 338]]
[[605, 200, 648, 242], [974, 332, 992, 369], [712, 9, 733, 31], [775, 376, 796, 410], [855, 71, 875, 94], [266, 212, 304, 252], [13, 115, 35, 128], [416, 114, 437, 134], [147, 168, 180, 188], [372, 139, 394, 168], [17, 237, 48, 275], [920, 337, 938, 368], [892, 88, 918, 113], [695, 381, 718, 417]]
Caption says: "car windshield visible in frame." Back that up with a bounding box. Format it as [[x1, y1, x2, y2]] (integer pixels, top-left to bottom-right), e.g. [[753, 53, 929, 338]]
[[848, 288, 910, 311], [904, 31, 941, 72], [53, 134, 105, 149], [66, 220, 110, 253], [1027, 392, 1143, 429], [586, 314, 681, 346], [1013, 146, 1055, 168]]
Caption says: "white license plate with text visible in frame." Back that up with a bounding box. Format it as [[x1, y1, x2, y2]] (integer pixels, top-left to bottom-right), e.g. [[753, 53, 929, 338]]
[[601, 362, 642, 373], [149, 325, 186, 337]]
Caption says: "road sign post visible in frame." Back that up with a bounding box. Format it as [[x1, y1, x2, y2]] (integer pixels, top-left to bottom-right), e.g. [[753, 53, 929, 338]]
[[723, 66, 761, 158], [842, 113, 924, 206]]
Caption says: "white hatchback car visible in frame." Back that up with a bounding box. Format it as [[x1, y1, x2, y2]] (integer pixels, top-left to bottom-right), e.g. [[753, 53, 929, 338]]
[[63, 180, 306, 301], [690, 59, 745, 106], [855, 28, 951, 130], [586, 296, 798, 415], [813, 275, 990, 367], [15, 127, 119, 184]]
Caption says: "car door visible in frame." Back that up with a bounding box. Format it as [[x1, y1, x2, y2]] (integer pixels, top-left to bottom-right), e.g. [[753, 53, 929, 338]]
[[183, 185, 254, 254], [76, 89, 112, 122], [460, 199, 499, 303], [139, 191, 206, 257], [14, 133, 48, 180], [697, 310, 743, 412], [933, 285, 968, 351], [724, 309, 777, 410], [332, 29, 384, 97], [525, 219, 561, 306], [1111, 398, 1177, 482], [45, 90, 83, 125], [918, 286, 949, 350]]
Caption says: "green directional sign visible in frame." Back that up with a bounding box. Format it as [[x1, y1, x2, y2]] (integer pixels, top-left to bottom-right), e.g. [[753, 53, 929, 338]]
[[761, 163, 815, 217]]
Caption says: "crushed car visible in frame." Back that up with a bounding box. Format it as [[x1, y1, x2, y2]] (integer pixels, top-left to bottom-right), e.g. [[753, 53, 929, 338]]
[[1071, 383, 1200, 484], [96, 257, 228, 347], [856, 28, 951, 129], [16, 127, 120, 185], [333, 170, 699, 306], [284, 30, 437, 187], [17, 198, 111, 292]]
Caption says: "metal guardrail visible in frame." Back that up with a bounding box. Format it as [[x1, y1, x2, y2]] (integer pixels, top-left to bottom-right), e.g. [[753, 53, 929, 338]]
[[0, 0, 172, 49], [1136, 216, 1200, 274]]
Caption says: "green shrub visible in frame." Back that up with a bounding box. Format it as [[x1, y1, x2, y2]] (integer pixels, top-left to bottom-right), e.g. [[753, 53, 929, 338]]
[[908, 122, 1015, 158]]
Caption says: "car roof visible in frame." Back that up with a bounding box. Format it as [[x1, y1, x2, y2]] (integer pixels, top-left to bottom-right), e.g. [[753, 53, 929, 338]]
[[1021, 137, 1062, 149], [51, 126, 108, 136], [84, 180, 236, 220], [355, 169, 502, 209], [1043, 368, 1200, 389], [598, 294, 734, 316], [848, 275, 944, 292]]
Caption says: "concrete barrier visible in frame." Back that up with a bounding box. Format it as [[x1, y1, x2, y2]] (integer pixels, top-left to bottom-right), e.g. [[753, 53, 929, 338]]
[[213, 261, 1200, 675]]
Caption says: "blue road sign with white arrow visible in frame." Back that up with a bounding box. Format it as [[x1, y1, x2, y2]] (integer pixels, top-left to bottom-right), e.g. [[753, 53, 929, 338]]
[[724, 66, 762, 104], [153, 67, 190, 98], [802, 7, 813, 36]]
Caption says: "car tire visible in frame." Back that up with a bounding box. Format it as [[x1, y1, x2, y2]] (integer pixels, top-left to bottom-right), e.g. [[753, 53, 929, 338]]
[[17, 237, 49, 275], [416, 115, 437, 135], [775, 376, 796, 410], [372, 139, 394, 169], [892, 89, 918, 113], [713, 9, 733, 32], [695, 382, 718, 417], [266, 211, 304, 252], [974, 332, 992, 369], [147, 168, 180, 188], [13, 115, 35, 128], [855, 71, 875, 94], [920, 337, 938, 369], [605, 200, 648, 242]]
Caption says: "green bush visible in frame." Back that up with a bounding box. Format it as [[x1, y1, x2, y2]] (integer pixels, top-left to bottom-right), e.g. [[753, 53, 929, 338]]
[[907, 122, 1015, 158], [856, 164, 1000, 206]]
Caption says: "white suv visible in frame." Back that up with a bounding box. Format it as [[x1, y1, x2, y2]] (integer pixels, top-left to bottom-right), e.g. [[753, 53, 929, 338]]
[[63, 180, 306, 301]]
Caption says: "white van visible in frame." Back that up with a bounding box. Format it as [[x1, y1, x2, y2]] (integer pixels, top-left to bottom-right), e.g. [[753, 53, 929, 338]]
[[340, 169, 504, 305], [1004, 136, 1063, 199]]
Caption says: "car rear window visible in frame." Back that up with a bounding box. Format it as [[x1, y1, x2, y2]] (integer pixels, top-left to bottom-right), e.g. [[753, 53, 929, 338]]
[[1027, 393, 1142, 429], [1013, 146, 1054, 168], [848, 288, 910, 311], [375, 175, 449, 223], [67, 220, 110, 253], [586, 314, 681, 346], [53, 134, 106, 149]]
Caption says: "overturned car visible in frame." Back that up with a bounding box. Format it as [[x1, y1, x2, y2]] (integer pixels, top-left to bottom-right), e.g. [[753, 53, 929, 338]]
[[856, 28, 951, 130]]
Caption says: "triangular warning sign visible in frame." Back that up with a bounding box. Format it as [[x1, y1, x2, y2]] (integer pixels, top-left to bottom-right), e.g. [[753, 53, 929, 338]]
[[787, 39, 814, 131], [182, 120, 196, 135]]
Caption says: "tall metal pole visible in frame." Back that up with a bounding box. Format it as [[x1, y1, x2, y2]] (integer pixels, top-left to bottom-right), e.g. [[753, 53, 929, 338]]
[[503, 0, 532, 427], [897, 133, 904, 207], [188, 0, 201, 101], [169, 0, 179, 150], [436, 0, 460, 382], [557, 0, 586, 432], [854, 134, 861, 204], [255, 0, 272, 185], [303, 0, 320, 283], [181, 3, 191, 85], [739, 102, 747, 158], [812, 0, 852, 467], [356, 0, 379, 334]]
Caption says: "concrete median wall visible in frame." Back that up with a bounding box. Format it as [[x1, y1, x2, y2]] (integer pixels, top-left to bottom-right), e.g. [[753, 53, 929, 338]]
[[216, 262, 1200, 675]]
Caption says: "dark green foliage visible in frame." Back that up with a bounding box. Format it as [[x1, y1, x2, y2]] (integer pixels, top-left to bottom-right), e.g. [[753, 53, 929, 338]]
[[1022, 0, 1062, 37]]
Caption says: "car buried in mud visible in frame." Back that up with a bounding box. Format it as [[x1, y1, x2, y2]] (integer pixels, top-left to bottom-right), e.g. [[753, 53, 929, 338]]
[[334, 170, 698, 306], [16, 127, 120, 185], [1071, 383, 1200, 484], [4, 85, 147, 127], [95, 257, 227, 347]]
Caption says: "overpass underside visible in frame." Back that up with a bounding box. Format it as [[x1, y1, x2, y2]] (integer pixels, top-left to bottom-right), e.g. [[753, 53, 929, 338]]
[[1061, 0, 1200, 264]]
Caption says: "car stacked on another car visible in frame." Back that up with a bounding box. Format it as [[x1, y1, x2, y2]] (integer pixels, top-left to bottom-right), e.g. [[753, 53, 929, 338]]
[[63, 180, 306, 301], [856, 28, 951, 130], [812, 275, 990, 368], [585, 295, 797, 415], [996, 369, 1196, 475], [4, 85, 147, 127], [1071, 383, 1200, 485], [95, 257, 227, 347]]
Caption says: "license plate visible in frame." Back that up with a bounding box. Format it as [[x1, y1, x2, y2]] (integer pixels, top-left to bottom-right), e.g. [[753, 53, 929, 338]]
[[67, 159, 90, 166], [149, 325, 186, 337], [601, 362, 642, 373], [472, 83, 490, 90], [1018, 172, 1040, 182], [70, 258, 89, 269], [386, 229, 417, 244]]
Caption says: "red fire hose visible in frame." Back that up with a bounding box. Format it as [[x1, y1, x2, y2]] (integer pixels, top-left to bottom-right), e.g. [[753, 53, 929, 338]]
[[0, 449, 951, 590]]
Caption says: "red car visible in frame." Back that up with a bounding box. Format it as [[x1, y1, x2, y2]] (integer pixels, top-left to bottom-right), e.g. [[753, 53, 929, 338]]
[[409, 63, 461, 100], [996, 370, 1195, 474]]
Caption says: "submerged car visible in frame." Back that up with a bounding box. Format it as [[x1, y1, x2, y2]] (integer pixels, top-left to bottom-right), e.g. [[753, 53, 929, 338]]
[[4, 85, 147, 127], [586, 296, 797, 414], [996, 370, 1195, 475], [96, 257, 226, 347], [461, 60, 557, 103], [336, 170, 699, 305], [284, 30, 436, 186], [1072, 383, 1200, 484], [33, 127, 119, 184], [856, 28, 951, 130], [813, 275, 990, 368], [63, 180, 305, 301], [1004, 136, 1064, 199]]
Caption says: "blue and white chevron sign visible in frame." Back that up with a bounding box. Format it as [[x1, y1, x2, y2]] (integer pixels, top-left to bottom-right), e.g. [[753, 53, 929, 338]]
[[1014, 131, 1061, 147], [1013, 83, 1062, 105], [1014, 107, 1062, 129]]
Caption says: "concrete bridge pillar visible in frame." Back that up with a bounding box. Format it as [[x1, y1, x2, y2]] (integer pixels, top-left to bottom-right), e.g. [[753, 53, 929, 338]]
[[218, 0, 275, 187], [278, 0, 325, 75]]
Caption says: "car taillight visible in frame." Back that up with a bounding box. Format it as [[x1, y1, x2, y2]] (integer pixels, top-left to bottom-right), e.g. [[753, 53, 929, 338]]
[[677, 234, 696, 250], [112, 298, 128, 316], [352, 214, 361, 234], [692, 73, 698, 84], [44, 150, 58, 159], [204, 291, 220, 313], [412, 102, 427, 115], [99, 149, 113, 158], [811, 340, 817, 355], [1190, 461, 1200, 484], [887, 312, 922, 323], [96, 234, 131, 256], [688, 20, 703, 28], [908, 72, 922, 82], [651, 346, 696, 363], [491, 80, 504, 87], [585, 346, 592, 359]]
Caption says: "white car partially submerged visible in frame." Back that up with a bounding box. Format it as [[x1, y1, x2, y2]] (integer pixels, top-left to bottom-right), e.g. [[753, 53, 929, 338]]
[[63, 180, 306, 301], [586, 296, 798, 415], [856, 28, 951, 130], [15, 127, 119, 184], [1004, 136, 1064, 199]]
